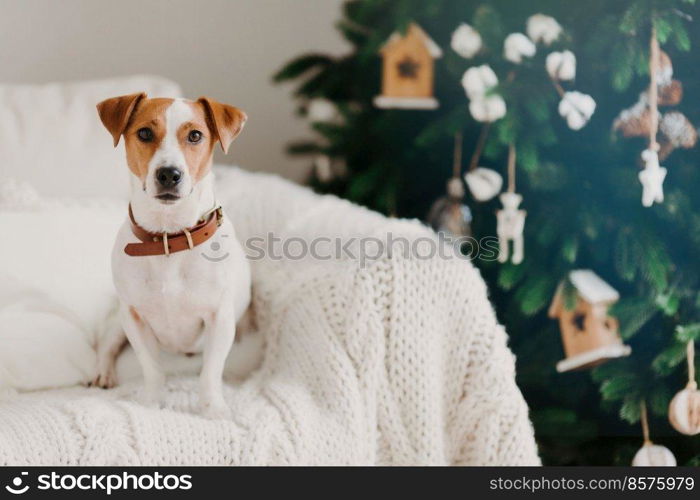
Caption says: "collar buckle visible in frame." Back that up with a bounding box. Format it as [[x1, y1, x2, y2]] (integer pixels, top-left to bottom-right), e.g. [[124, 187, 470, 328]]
[[215, 206, 224, 227]]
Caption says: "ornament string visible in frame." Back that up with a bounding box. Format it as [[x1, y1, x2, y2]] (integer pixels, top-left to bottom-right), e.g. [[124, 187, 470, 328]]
[[648, 24, 660, 152], [688, 340, 697, 390], [507, 143, 517, 193], [453, 130, 463, 179], [551, 77, 566, 98], [640, 400, 651, 445], [468, 124, 491, 172]]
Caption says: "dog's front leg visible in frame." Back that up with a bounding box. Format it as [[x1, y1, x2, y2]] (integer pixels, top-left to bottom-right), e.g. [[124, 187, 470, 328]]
[[119, 304, 164, 406], [199, 295, 236, 419]]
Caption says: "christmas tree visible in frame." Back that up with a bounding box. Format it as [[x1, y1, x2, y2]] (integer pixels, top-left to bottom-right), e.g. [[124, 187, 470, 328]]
[[275, 0, 700, 465]]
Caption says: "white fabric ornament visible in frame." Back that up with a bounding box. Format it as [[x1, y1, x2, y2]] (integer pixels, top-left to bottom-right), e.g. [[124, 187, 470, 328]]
[[464, 168, 503, 201], [461, 65, 499, 99], [469, 95, 507, 123], [546, 50, 576, 81], [307, 99, 337, 122], [526, 14, 562, 45], [669, 386, 700, 435], [496, 192, 526, 265], [427, 178, 472, 238], [632, 443, 677, 466], [503, 33, 536, 64], [558, 91, 596, 130], [451, 24, 482, 59], [638, 149, 667, 207]]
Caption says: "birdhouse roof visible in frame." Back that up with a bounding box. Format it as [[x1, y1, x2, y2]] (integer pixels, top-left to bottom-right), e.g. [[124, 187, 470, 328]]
[[548, 270, 619, 318], [379, 22, 443, 58], [569, 270, 620, 304]]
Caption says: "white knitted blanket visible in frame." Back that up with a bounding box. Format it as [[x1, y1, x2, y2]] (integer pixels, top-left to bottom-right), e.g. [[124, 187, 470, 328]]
[[0, 168, 540, 465]]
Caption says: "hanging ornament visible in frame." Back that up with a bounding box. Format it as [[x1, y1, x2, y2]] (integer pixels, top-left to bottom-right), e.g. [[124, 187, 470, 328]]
[[427, 132, 473, 237], [668, 341, 700, 435], [548, 270, 631, 372], [496, 145, 526, 264], [462, 124, 503, 202], [374, 23, 442, 110], [637, 26, 667, 207], [613, 50, 688, 147], [633, 401, 677, 466], [639, 149, 667, 207]]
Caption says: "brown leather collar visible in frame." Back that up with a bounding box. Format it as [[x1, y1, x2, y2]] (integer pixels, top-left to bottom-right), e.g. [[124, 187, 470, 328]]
[[124, 205, 223, 257]]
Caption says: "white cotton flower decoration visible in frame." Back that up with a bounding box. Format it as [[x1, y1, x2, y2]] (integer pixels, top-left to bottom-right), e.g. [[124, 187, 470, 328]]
[[526, 14, 562, 45], [503, 33, 536, 64], [558, 91, 596, 130], [461, 64, 499, 99], [307, 99, 337, 122], [469, 95, 507, 123], [451, 23, 482, 59], [546, 50, 576, 81]]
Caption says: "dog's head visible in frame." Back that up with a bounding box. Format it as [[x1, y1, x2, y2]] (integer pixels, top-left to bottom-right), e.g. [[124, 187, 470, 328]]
[[97, 94, 246, 204]]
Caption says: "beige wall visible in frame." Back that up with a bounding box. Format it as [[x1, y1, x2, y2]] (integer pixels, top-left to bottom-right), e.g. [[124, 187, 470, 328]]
[[0, 0, 347, 182]]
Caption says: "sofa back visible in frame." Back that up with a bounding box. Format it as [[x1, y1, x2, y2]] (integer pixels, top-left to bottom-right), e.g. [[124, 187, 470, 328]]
[[0, 75, 181, 198]]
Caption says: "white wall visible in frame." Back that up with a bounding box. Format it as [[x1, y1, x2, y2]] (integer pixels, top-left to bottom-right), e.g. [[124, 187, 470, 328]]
[[0, 0, 347, 182]]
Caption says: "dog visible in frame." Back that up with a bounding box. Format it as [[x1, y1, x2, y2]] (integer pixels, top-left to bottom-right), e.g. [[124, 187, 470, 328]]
[[93, 93, 251, 419]]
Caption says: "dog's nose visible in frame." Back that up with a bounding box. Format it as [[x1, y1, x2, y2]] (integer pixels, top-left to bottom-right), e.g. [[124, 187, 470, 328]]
[[155, 167, 183, 188]]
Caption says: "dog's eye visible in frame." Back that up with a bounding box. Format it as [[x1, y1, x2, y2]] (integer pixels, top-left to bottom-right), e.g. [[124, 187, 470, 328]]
[[188, 130, 203, 144], [137, 128, 154, 142]]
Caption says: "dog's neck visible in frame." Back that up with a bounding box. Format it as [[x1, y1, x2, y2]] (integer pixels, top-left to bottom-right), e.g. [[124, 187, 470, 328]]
[[129, 171, 217, 234]]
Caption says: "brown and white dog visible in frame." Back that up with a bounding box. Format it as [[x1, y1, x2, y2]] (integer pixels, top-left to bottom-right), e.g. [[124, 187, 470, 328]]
[[94, 93, 250, 419]]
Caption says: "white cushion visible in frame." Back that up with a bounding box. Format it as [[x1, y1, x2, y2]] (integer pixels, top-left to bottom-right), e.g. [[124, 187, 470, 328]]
[[0, 75, 181, 199], [0, 195, 126, 333], [0, 274, 96, 392]]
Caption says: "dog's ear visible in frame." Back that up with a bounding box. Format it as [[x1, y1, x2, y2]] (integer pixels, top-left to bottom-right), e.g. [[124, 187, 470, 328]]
[[197, 97, 247, 154], [96, 92, 147, 147]]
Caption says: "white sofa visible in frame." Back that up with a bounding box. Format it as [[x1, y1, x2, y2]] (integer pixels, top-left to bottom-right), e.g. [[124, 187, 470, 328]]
[[0, 77, 539, 465]]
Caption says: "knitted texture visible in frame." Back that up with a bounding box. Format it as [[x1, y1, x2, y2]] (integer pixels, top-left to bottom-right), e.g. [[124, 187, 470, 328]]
[[0, 167, 540, 466]]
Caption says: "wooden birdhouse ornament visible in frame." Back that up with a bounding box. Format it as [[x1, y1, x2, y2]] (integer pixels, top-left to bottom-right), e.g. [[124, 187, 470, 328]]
[[548, 270, 631, 372], [374, 23, 442, 110]]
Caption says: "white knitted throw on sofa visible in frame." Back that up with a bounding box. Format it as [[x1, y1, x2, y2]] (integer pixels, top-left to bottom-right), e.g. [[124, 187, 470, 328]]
[[0, 167, 539, 465]]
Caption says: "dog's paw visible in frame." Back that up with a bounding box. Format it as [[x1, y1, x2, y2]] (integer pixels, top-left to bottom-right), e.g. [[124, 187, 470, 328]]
[[89, 369, 117, 389], [199, 398, 231, 420]]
